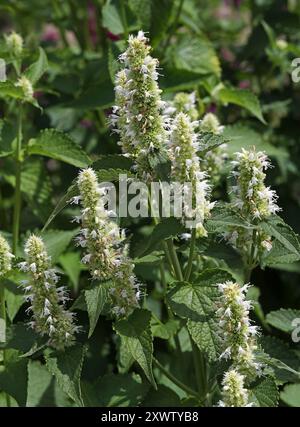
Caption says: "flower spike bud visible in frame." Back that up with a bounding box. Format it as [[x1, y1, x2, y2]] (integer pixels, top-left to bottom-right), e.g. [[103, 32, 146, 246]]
[[164, 92, 199, 121], [111, 31, 168, 177], [76, 168, 141, 318], [231, 147, 280, 220], [219, 369, 253, 407], [217, 281, 261, 375], [200, 113, 223, 135], [169, 112, 214, 237], [5, 32, 23, 57], [15, 76, 34, 101], [20, 235, 77, 350], [0, 234, 14, 277], [199, 113, 227, 185]]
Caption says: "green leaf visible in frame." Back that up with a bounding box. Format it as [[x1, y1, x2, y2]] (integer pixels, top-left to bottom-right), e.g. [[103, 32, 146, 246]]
[[142, 384, 181, 407], [45, 345, 86, 407], [26, 360, 53, 407], [28, 129, 91, 168], [102, 0, 124, 35], [187, 318, 222, 362], [3, 273, 25, 321], [217, 87, 265, 123], [167, 269, 234, 360], [82, 373, 149, 407], [167, 35, 220, 77], [59, 252, 82, 290], [141, 218, 185, 257], [43, 183, 77, 231], [25, 47, 48, 85], [41, 229, 77, 263], [281, 384, 300, 407], [151, 318, 180, 340], [27, 360, 72, 407], [150, 0, 175, 47], [115, 309, 156, 388], [92, 154, 133, 171], [206, 204, 253, 234], [4, 158, 53, 221], [260, 336, 300, 384], [70, 79, 114, 110], [250, 377, 279, 407], [222, 124, 290, 179], [129, 0, 152, 29], [84, 282, 109, 338], [0, 119, 14, 157], [0, 81, 24, 100], [198, 132, 229, 155], [167, 269, 232, 322], [117, 335, 134, 374], [260, 216, 300, 266], [0, 323, 40, 354], [0, 358, 28, 406], [266, 308, 300, 333]]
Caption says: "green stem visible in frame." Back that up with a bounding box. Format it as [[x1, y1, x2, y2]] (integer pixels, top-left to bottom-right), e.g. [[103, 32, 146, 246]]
[[12, 103, 23, 255], [159, 263, 167, 295], [153, 357, 200, 400], [244, 229, 257, 282], [166, 238, 183, 281], [120, 0, 129, 41], [184, 228, 196, 281]]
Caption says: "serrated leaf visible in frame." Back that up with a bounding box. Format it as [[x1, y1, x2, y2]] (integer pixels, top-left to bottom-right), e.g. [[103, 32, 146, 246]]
[[266, 308, 300, 333], [198, 132, 229, 155], [117, 335, 134, 374], [45, 345, 86, 407], [167, 269, 233, 361], [281, 384, 300, 407], [168, 35, 220, 77], [167, 269, 232, 322], [187, 318, 222, 362], [82, 373, 149, 407], [217, 87, 265, 123], [28, 129, 91, 168], [260, 336, 300, 384], [24, 47, 48, 84], [260, 216, 300, 266], [85, 282, 109, 338], [115, 309, 156, 388], [250, 377, 279, 407], [206, 204, 254, 234], [41, 229, 77, 263], [3, 158, 53, 221]]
